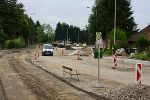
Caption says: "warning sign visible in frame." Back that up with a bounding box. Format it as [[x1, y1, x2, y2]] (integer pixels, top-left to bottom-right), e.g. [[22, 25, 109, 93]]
[[96, 32, 102, 41], [96, 32, 103, 46]]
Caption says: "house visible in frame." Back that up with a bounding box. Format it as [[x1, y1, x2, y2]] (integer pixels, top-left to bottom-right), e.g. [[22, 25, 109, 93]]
[[129, 24, 150, 46]]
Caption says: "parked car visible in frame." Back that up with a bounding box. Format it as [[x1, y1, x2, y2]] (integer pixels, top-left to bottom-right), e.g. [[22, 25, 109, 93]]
[[58, 43, 65, 48], [42, 44, 53, 56], [116, 48, 125, 56]]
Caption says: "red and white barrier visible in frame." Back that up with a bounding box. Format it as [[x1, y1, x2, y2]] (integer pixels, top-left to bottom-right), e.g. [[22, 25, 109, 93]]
[[77, 50, 82, 60], [112, 53, 117, 69], [34, 51, 37, 59], [37, 52, 39, 58], [136, 63, 142, 84], [62, 50, 64, 55], [32, 44, 41, 59], [33, 51, 39, 59]]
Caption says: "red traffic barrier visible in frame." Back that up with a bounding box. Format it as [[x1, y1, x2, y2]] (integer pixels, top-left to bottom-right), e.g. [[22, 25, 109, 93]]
[[112, 53, 117, 69], [37, 52, 39, 58], [62, 50, 64, 55], [77, 50, 82, 60], [34, 52, 37, 59], [136, 63, 142, 84]]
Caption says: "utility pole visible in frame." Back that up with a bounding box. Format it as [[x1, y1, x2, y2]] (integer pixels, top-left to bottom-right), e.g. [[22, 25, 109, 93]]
[[114, 0, 116, 45], [78, 30, 79, 44], [67, 27, 69, 43], [28, 13, 35, 45]]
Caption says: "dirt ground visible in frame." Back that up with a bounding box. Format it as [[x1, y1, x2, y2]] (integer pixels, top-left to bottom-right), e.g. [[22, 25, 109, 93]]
[[0, 48, 150, 100], [0, 49, 103, 100], [38, 48, 150, 85]]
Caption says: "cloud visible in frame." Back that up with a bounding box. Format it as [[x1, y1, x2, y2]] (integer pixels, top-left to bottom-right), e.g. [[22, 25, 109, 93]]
[[131, 0, 150, 29], [18, 0, 94, 29], [18, 0, 150, 30]]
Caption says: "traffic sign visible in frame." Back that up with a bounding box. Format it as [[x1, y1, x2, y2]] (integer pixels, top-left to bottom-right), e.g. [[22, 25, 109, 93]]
[[96, 32, 102, 41], [96, 32, 103, 46]]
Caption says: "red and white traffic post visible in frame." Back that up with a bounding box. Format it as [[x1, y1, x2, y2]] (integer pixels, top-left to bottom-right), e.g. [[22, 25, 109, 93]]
[[33, 44, 40, 59], [77, 50, 81, 60], [136, 63, 142, 84], [34, 50, 37, 59], [62, 50, 64, 55], [112, 52, 117, 69]]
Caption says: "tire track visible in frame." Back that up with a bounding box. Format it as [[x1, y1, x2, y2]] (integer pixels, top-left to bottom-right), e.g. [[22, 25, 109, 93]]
[[0, 79, 7, 100], [8, 57, 60, 100]]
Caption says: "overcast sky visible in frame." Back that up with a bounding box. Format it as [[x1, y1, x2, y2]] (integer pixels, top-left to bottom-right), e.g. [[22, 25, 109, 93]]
[[18, 0, 150, 30]]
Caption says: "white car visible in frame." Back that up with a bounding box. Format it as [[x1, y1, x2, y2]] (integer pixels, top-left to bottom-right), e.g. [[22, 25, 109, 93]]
[[42, 44, 53, 56]]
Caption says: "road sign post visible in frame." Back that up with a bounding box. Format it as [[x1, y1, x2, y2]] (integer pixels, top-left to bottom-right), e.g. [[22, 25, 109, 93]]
[[95, 32, 103, 87]]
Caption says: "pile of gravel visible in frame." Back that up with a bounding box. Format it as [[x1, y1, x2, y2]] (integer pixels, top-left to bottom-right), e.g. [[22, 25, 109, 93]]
[[108, 84, 150, 100]]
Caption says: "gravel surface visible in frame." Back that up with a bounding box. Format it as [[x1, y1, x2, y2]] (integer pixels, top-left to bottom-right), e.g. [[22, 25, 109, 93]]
[[28, 57, 150, 100], [109, 84, 150, 100], [26, 48, 150, 100], [0, 48, 150, 100]]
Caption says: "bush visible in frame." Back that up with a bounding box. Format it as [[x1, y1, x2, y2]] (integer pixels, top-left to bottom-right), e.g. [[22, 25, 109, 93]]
[[4, 40, 15, 49], [132, 53, 150, 60], [103, 49, 113, 56], [14, 37, 26, 48], [4, 37, 26, 49]]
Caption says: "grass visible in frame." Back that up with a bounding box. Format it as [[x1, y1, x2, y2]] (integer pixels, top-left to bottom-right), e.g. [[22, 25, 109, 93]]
[[132, 53, 150, 61]]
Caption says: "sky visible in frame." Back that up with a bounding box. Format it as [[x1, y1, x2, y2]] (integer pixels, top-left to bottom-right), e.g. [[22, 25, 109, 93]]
[[18, 0, 150, 30]]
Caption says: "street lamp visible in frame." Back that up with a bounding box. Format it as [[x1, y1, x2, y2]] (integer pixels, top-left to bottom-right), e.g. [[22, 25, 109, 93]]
[[28, 13, 35, 16], [28, 13, 35, 45], [78, 30, 79, 44], [67, 27, 69, 44], [114, 0, 116, 45], [87, 6, 98, 36]]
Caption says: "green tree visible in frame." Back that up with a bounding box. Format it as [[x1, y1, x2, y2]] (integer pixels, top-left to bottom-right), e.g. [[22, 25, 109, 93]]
[[43, 23, 54, 43], [55, 22, 91, 44], [0, 0, 25, 38], [136, 36, 149, 51], [36, 26, 47, 43], [55, 22, 62, 40], [88, 0, 136, 43], [20, 15, 35, 46], [61, 22, 69, 41], [35, 21, 42, 43], [108, 28, 128, 48]]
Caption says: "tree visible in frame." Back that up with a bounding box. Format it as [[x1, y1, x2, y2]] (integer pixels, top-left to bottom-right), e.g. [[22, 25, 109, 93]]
[[108, 28, 128, 48], [0, 0, 25, 38], [55, 22, 91, 44], [0, 0, 45, 47], [35, 21, 42, 43], [36, 26, 47, 43], [0, 26, 5, 48], [55, 22, 62, 40], [136, 36, 149, 51], [88, 0, 136, 43], [20, 14, 35, 46], [42, 23, 54, 43]]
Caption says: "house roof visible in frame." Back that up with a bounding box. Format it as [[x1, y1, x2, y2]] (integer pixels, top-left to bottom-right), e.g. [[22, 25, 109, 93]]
[[129, 25, 150, 41]]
